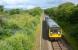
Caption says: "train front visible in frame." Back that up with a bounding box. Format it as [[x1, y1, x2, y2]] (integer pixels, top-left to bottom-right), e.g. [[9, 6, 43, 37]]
[[49, 27, 62, 40], [45, 16, 62, 40]]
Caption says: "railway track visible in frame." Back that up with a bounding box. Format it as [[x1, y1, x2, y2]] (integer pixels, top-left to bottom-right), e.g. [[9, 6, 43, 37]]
[[51, 39, 71, 50]]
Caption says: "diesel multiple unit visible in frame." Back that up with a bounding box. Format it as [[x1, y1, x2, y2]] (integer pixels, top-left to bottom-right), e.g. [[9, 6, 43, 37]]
[[45, 16, 62, 40]]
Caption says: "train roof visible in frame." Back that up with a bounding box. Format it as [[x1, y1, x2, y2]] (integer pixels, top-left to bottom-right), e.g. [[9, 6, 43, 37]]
[[45, 16, 60, 28]]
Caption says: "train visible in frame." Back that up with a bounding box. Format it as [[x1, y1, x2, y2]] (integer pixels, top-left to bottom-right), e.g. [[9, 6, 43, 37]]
[[45, 16, 62, 40]]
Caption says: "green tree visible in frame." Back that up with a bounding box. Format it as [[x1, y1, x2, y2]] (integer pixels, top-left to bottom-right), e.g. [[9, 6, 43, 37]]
[[56, 2, 74, 21], [0, 5, 4, 12], [28, 7, 42, 16], [70, 5, 78, 24], [9, 9, 20, 15]]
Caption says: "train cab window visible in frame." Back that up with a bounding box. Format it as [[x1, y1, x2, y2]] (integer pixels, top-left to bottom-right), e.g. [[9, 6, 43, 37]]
[[50, 29, 58, 33], [53, 29, 58, 33], [50, 27, 60, 34], [52, 29, 58, 33]]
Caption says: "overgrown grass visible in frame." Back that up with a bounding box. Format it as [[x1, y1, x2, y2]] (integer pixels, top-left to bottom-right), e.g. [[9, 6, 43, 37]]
[[0, 13, 41, 50], [0, 33, 33, 50]]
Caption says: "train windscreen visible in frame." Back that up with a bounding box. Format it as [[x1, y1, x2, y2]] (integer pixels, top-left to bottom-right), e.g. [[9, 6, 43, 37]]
[[50, 27, 60, 33]]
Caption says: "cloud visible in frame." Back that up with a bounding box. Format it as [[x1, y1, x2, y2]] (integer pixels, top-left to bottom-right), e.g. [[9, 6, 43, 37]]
[[0, 0, 78, 9], [3, 0, 29, 5], [0, 0, 4, 5], [62, 0, 78, 4], [26, 5, 36, 9]]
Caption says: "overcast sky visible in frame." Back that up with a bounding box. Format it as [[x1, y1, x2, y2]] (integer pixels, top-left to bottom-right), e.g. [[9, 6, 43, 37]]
[[0, 0, 78, 9]]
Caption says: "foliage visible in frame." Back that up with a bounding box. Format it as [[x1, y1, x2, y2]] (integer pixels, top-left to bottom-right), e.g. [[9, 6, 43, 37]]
[[8, 9, 21, 15], [28, 7, 42, 16], [0, 7, 42, 50], [69, 5, 78, 24], [0, 5, 4, 12], [0, 34, 33, 50]]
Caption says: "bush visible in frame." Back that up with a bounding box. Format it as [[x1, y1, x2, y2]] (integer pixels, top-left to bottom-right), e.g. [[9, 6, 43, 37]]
[[0, 8, 41, 50], [0, 34, 33, 50]]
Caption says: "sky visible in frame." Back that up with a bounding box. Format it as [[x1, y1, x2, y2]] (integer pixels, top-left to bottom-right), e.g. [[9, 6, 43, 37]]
[[0, 0, 78, 9]]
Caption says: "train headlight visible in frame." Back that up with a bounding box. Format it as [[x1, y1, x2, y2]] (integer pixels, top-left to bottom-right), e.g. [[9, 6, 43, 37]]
[[58, 32, 60, 34], [50, 32, 52, 33]]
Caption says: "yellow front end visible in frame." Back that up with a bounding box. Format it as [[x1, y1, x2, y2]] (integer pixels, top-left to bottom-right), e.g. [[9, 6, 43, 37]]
[[49, 33, 62, 38], [49, 29, 62, 38]]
